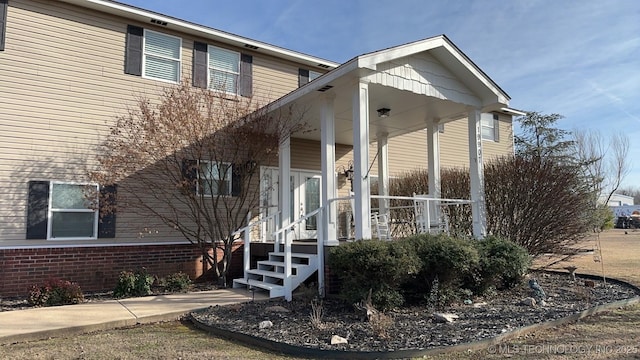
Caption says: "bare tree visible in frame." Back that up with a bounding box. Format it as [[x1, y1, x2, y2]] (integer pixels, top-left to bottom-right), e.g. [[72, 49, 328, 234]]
[[90, 81, 305, 285], [572, 130, 630, 207]]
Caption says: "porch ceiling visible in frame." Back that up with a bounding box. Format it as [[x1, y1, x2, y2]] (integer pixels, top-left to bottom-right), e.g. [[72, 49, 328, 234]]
[[292, 80, 470, 145]]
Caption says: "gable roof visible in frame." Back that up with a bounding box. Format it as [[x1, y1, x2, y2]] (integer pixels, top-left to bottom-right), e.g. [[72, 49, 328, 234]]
[[357, 35, 510, 103], [273, 34, 511, 112]]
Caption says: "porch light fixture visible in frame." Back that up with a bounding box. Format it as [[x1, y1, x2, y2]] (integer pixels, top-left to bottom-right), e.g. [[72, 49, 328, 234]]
[[377, 108, 391, 118], [341, 161, 355, 192], [342, 161, 354, 181]]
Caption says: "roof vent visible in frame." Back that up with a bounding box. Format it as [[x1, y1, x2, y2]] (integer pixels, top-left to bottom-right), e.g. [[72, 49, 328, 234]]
[[244, 44, 259, 50], [317, 85, 333, 92], [150, 19, 168, 26], [317, 64, 331, 69]]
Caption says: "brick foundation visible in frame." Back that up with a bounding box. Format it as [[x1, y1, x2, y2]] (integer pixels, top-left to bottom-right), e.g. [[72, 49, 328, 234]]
[[0, 243, 244, 297]]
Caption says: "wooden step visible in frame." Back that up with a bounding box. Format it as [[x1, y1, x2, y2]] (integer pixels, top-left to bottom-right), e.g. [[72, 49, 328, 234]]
[[232, 278, 285, 298]]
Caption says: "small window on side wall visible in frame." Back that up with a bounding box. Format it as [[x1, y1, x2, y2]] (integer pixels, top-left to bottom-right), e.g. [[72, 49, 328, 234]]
[[481, 113, 500, 142]]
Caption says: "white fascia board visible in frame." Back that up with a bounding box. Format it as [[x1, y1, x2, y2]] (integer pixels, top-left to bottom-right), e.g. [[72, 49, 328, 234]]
[[500, 107, 527, 116], [359, 35, 510, 106], [357, 36, 446, 70], [439, 41, 509, 105], [60, 0, 339, 70], [267, 58, 361, 110]]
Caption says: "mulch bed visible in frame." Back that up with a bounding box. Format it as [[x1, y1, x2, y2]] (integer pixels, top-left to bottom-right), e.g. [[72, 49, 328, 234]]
[[191, 273, 639, 352]]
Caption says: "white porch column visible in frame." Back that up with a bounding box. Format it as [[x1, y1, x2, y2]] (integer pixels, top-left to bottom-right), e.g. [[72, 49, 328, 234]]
[[467, 109, 487, 239], [321, 94, 338, 246], [279, 135, 293, 300], [426, 119, 441, 198], [352, 81, 372, 239], [377, 131, 389, 216]]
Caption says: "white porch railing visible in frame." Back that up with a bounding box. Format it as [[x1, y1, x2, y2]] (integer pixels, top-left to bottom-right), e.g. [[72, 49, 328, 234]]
[[233, 194, 471, 300]]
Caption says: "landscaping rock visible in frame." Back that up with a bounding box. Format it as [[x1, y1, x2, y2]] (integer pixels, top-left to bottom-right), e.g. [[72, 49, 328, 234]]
[[330, 335, 348, 345], [584, 280, 596, 288], [259, 320, 273, 329], [190, 273, 638, 353], [520, 297, 537, 307], [433, 312, 459, 323]]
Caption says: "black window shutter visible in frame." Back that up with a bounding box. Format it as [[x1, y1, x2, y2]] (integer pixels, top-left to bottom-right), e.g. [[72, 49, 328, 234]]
[[193, 41, 208, 88], [125, 25, 143, 76], [26, 180, 49, 239], [98, 185, 117, 238], [298, 68, 309, 87], [0, 0, 8, 52], [493, 113, 500, 142], [231, 163, 242, 197], [239, 53, 253, 97], [181, 159, 198, 193]]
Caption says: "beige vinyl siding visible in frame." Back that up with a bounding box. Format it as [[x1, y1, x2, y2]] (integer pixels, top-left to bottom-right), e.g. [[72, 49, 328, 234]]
[[364, 115, 514, 179], [439, 119, 471, 168], [0, 0, 316, 247], [253, 56, 300, 102]]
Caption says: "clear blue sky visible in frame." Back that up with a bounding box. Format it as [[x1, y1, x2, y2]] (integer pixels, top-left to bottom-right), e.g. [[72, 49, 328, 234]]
[[121, 0, 640, 188]]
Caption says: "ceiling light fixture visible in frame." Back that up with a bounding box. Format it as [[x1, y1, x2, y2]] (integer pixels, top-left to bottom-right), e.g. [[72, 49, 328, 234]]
[[377, 108, 391, 118]]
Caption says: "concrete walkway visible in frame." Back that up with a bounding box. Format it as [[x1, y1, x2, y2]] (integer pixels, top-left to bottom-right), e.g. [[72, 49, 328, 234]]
[[0, 288, 267, 345]]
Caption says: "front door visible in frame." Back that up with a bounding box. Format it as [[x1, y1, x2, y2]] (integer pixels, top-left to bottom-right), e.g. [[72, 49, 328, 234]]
[[261, 167, 322, 240]]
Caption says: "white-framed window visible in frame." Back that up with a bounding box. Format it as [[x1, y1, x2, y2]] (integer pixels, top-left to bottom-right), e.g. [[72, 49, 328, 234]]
[[208, 45, 240, 94], [481, 113, 499, 141], [198, 161, 233, 196], [48, 182, 99, 240], [143, 29, 181, 83], [309, 70, 322, 82]]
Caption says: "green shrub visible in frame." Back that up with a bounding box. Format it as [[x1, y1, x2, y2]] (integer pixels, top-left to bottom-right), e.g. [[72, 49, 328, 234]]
[[162, 272, 192, 292], [28, 279, 84, 307], [475, 236, 530, 291], [404, 234, 480, 304], [114, 269, 154, 298], [329, 239, 420, 310]]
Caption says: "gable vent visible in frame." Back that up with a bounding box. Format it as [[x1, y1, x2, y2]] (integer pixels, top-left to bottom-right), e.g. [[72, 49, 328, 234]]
[[317, 64, 331, 69], [244, 44, 259, 50], [317, 85, 333, 92], [150, 19, 168, 26]]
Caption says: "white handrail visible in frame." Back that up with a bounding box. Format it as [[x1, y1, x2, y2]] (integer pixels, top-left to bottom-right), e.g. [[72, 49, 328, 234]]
[[232, 210, 280, 281], [272, 206, 322, 238]]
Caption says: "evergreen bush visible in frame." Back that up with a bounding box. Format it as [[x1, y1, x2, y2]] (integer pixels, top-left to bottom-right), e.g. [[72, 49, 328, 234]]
[[329, 239, 420, 310], [114, 269, 154, 298]]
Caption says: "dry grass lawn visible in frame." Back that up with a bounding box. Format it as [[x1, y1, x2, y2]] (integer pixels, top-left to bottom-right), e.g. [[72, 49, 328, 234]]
[[544, 228, 640, 286], [1, 230, 639, 359]]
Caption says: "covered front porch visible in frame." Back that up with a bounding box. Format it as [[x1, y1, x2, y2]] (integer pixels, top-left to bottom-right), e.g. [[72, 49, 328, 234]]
[[233, 35, 513, 300]]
